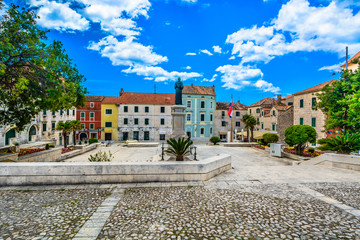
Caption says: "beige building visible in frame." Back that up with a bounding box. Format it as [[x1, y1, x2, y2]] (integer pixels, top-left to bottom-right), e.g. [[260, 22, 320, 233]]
[[293, 80, 336, 145], [341, 51, 360, 71], [214, 101, 248, 141], [118, 90, 175, 141]]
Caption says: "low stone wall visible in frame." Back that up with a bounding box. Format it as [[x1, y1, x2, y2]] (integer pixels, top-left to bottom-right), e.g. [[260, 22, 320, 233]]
[[0, 154, 231, 186], [60, 143, 101, 161], [300, 153, 360, 171], [0, 153, 18, 162], [222, 142, 259, 147], [18, 148, 62, 162], [127, 142, 159, 148]]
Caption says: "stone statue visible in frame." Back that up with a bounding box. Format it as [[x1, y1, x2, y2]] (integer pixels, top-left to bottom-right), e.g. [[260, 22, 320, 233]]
[[175, 77, 183, 105]]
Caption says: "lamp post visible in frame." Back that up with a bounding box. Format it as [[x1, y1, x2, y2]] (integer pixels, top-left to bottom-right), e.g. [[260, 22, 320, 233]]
[[193, 146, 197, 161], [161, 142, 165, 161]]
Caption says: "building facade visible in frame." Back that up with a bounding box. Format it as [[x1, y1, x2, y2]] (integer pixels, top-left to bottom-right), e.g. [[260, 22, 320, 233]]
[[118, 90, 174, 141], [0, 120, 42, 147], [101, 97, 121, 141], [293, 80, 336, 145], [183, 84, 216, 141], [248, 97, 277, 131], [76, 95, 104, 140], [214, 101, 248, 141], [341, 51, 360, 72]]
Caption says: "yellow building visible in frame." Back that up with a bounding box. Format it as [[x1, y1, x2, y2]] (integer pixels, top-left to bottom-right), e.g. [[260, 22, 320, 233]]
[[101, 97, 121, 141]]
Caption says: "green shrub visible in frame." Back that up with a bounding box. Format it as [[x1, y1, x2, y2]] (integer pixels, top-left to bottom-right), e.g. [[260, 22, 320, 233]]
[[267, 143, 270, 147], [48, 144, 55, 148], [88, 151, 113, 162], [263, 133, 279, 144], [165, 137, 193, 161], [285, 125, 317, 156], [45, 144, 49, 150], [89, 138, 98, 144], [13, 142, 19, 146], [317, 133, 360, 154], [84, 140, 88, 144], [209, 136, 221, 145], [307, 148, 315, 153], [78, 141, 82, 145]]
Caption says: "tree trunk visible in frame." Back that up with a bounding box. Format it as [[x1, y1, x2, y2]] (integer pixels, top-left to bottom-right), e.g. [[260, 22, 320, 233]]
[[63, 131, 67, 149], [73, 130, 76, 146], [176, 155, 184, 161], [247, 128, 250, 142], [251, 128, 254, 142]]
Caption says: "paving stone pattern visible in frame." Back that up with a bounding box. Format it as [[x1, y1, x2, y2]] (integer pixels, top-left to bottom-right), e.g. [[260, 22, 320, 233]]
[[0, 189, 111, 240], [98, 186, 360, 239]]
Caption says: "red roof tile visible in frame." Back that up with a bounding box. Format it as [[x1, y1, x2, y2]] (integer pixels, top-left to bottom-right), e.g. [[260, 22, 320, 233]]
[[341, 51, 360, 68], [119, 92, 175, 105], [292, 80, 336, 96], [102, 97, 122, 104], [86, 95, 104, 102], [183, 84, 216, 96], [216, 102, 248, 110], [248, 97, 276, 108]]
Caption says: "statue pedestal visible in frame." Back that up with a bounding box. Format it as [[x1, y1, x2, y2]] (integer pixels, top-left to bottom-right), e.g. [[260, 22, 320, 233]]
[[170, 105, 187, 140]]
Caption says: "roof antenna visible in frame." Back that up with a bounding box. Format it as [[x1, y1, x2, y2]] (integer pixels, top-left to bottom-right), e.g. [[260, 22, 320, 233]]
[[154, 84, 156, 94], [346, 46, 348, 70]]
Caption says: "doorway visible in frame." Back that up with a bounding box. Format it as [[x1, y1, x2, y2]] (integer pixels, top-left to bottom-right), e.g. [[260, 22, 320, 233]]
[[105, 133, 112, 141], [5, 129, 16, 146]]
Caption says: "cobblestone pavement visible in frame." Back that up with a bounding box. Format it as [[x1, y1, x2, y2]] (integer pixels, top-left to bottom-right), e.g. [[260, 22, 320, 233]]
[[0, 188, 111, 240], [98, 185, 360, 240]]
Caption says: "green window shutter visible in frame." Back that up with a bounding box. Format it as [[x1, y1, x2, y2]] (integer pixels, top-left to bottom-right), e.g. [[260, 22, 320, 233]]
[[60, 110, 63, 115], [300, 99, 304, 108], [67, 109, 69, 116], [312, 118, 316, 127], [124, 118, 128, 124], [42, 123, 46, 132], [134, 118, 138, 125], [43, 110, 47, 115], [161, 118, 165, 125], [300, 118, 304, 125], [312, 97, 316, 107], [124, 106, 128, 112]]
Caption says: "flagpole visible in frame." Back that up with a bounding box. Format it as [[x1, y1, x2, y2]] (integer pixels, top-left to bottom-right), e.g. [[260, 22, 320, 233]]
[[230, 94, 233, 142]]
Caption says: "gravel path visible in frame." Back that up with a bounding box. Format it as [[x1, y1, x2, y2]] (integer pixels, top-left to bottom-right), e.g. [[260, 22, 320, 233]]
[[98, 186, 360, 239], [0, 188, 111, 239]]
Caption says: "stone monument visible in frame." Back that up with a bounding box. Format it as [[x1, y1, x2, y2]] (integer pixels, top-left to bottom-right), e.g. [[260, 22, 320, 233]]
[[170, 78, 187, 140]]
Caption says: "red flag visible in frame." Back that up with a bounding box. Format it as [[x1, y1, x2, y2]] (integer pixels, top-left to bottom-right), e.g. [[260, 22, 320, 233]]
[[228, 100, 233, 118]]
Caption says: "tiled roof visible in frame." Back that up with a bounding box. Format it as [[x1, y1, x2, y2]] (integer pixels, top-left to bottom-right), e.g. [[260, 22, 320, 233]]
[[292, 80, 336, 96], [102, 96, 122, 104], [248, 97, 276, 108], [341, 51, 360, 68], [264, 113, 270, 117], [282, 95, 293, 100], [216, 102, 248, 110], [119, 92, 175, 105], [274, 105, 292, 111], [183, 84, 216, 96], [86, 95, 104, 102]]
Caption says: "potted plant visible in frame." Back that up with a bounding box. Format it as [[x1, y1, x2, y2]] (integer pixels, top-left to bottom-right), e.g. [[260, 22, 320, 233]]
[[165, 137, 193, 161]]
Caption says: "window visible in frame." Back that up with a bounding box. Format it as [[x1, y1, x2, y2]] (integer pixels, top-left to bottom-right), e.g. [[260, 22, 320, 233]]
[[43, 110, 47, 115], [236, 121, 240, 127], [145, 106, 149, 113], [60, 109, 63, 115], [72, 109, 75, 115], [210, 102, 213, 108], [80, 112, 85, 118], [200, 128, 204, 135], [272, 124, 276, 131], [272, 110, 276, 116], [201, 101, 205, 108], [300, 99, 304, 108], [134, 118, 139, 125], [256, 108, 260, 113], [90, 112, 95, 118], [145, 118, 149, 125], [124, 118, 128, 124], [105, 122, 112, 128], [160, 134, 166, 140], [124, 106, 128, 112], [187, 114, 191, 121], [89, 123, 94, 130], [312, 97, 316, 107], [160, 106, 165, 113], [42, 123, 47, 132], [261, 123, 264, 129], [161, 118, 165, 125], [257, 118, 259, 123], [222, 111, 225, 117], [52, 111, 56, 116], [250, 109, 252, 114], [210, 114, 213, 121], [262, 111, 264, 116], [144, 131, 150, 141], [187, 101, 191, 108], [90, 102, 94, 108], [200, 114, 205, 122], [210, 128, 212, 134], [52, 122, 56, 130], [67, 109, 69, 116], [300, 117, 304, 125], [134, 106, 138, 112], [236, 111, 240, 117], [222, 121, 226, 126], [312, 117, 316, 127], [105, 109, 113, 115], [81, 123, 85, 129], [288, 102, 293, 106], [133, 131, 139, 140]]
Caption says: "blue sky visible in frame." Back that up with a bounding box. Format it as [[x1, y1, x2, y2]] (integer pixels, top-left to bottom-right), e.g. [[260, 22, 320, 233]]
[[6, 0, 360, 105]]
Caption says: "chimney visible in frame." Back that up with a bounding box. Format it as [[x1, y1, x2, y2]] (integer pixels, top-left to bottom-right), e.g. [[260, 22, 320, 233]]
[[276, 95, 282, 105], [191, 83, 194, 87], [119, 88, 124, 96], [237, 100, 240, 104]]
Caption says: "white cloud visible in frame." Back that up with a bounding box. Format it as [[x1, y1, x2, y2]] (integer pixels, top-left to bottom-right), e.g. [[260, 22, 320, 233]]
[[185, 66, 191, 70], [186, 52, 197, 56], [182, 0, 198, 3], [229, 56, 235, 60], [123, 66, 201, 82], [254, 80, 280, 93], [319, 63, 342, 71], [200, 49, 213, 56], [226, 0, 360, 64], [212, 45, 222, 53], [101, 18, 142, 37], [202, 74, 217, 82], [165, 21, 171, 26], [87, 36, 168, 66], [29, 0, 89, 31]]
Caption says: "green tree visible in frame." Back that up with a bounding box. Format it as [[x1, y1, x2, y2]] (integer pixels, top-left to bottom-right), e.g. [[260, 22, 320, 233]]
[[284, 125, 317, 156], [165, 137, 193, 161], [242, 114, 257, 142], [56, 121, 72, 148], [263, 133, 279, 144], [316, 69, 360, 134], [209, 136, 221, 145], [0, 4, 87, 131], [69, 120, 82, 146]]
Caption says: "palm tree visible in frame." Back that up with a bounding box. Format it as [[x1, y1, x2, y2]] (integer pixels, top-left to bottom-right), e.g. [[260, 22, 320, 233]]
[[242, 114, 257, 142], [165, 137, 193, 161], [242, 114, 251, 142], [56, 121, 72, 148], [70, 120, 82, 146]]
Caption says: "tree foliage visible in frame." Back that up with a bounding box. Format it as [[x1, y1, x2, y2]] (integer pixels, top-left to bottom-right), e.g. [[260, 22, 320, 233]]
[[165, 137, 193, 161], [316, 69, 360, 134], [318, 133, 360, 154], [69, 120, 82, 146], [285, 125, 317, 156], [56, 121, 72, 148], [242, 114, 257, 142], [263, 133, 279, 144], [209, 136, 221, 145], [0, 4, 87, 130]]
